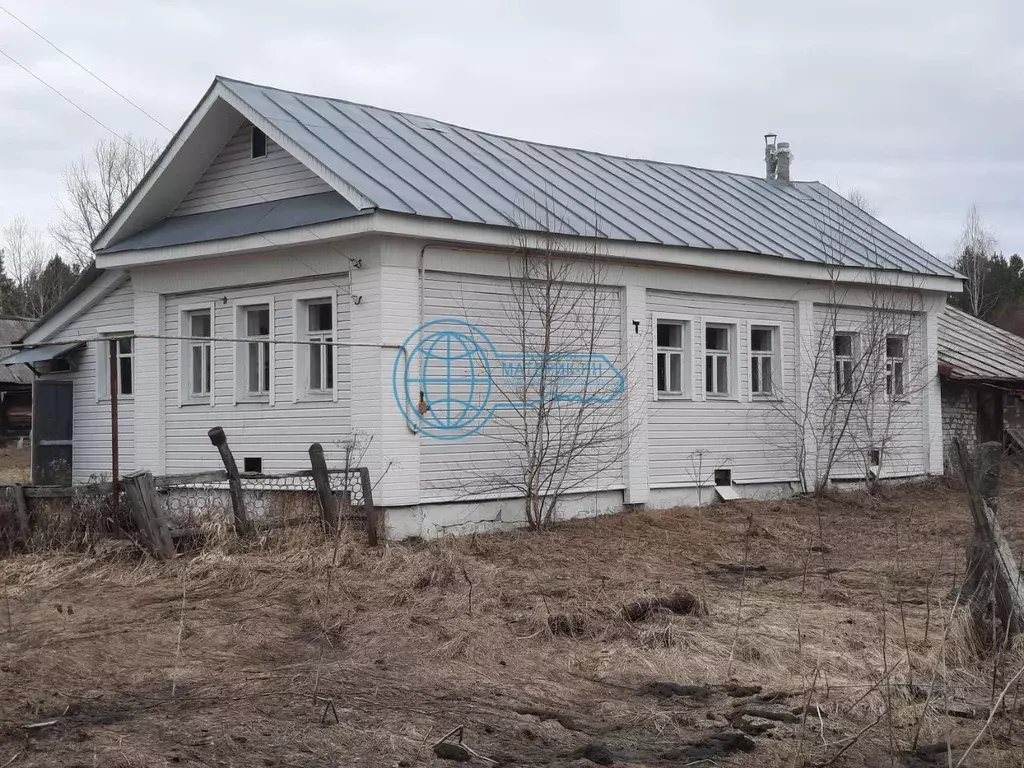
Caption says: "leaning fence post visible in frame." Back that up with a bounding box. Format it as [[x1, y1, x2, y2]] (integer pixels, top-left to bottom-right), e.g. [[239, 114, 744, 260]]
[[207, 426, 250, 536], [123, 471, 175, 559], [12, 484, 30, 546], [359, 467, 381, 546], [308, 443, 338, 533]]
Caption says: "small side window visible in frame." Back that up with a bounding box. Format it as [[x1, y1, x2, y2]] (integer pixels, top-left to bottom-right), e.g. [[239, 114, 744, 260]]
[[251, 126, 267, 159], [834, 333, 855, 396], [750, 326, 778, 397], [655, 320, 686, 398], [886, 335, 906, 399]]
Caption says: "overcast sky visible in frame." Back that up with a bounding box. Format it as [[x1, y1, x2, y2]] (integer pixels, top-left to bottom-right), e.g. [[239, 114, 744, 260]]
[[1, 0, 1021, 260]]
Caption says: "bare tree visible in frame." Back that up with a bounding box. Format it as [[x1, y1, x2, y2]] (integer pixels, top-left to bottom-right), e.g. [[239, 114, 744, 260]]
[[761, 194, 928, 493], [50, 135, 161, 267], [954, 204, 999, 318], [436, 209, 637, 531]]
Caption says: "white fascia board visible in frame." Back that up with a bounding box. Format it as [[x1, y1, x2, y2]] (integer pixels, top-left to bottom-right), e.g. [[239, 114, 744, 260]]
[[93, 82, 223, 251], [216, 83, 374, 212], [96, 211, 963, 295], [21, 270, 129, 344]]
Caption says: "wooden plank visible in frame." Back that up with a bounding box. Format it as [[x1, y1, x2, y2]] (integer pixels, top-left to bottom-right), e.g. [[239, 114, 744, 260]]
[[122, 471, 175, 559], [308, 443, 337, 532], [12, 484, 30, 544], [207, 426, 250, 536], [154, 470, 228, 487]]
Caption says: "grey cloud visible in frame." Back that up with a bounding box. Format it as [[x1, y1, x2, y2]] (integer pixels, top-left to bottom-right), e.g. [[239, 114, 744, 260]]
[[1, 0, 1022, 259]]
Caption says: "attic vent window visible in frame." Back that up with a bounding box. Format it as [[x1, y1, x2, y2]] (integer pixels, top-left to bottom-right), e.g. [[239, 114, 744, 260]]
[[251, 126, 267, 159]]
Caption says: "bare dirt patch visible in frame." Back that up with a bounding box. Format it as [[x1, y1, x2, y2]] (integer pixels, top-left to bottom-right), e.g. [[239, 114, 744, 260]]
[[2, 480, 1023, 766]]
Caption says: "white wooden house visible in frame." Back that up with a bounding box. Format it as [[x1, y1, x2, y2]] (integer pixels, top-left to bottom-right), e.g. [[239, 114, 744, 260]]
[[3, 77, 961, 536]]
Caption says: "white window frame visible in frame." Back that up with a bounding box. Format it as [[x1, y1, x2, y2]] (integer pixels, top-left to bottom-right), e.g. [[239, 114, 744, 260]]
[[701, 317, 738, 402], [833, 330, 858, 398], [234, 298, 275, 404], [747, 321, 783, 401], [179, 303, 216, 406], [651, 313, 694, 401], [885, 333, 908, 402], [292, 289, 338, 402], [96, 327, 134, 401]]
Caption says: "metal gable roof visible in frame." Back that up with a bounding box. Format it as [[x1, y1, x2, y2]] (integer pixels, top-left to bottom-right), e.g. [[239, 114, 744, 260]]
[[217, 76, 958, 278], [938, 305, 1024, 381]]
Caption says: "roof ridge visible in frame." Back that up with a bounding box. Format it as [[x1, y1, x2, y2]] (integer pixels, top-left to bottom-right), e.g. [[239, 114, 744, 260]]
[[215, 75, 817, 186]]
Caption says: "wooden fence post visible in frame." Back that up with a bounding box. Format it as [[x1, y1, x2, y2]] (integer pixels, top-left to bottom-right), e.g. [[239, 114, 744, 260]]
[[359, 467, 381, 546], [955, 438, 1024, 640], [12, 484, 30, 545], [308, 443, 337, 533], [207, 426, 250, 536], [123, 471, 175, 559]]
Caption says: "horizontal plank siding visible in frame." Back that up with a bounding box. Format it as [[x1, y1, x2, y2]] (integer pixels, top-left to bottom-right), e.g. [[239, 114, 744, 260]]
[[420, 271, 624, 503], [647, 290, 800, 485], [813, 305, 925, 479], [162, 274, 350, 473], [46, 280, 136, 482], [171, 123, 333, 217]]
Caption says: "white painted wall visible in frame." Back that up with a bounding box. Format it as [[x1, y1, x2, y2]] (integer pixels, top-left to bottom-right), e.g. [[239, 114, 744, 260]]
[[161, 274, 351, 473], [646, 290, 801, 486], [171, 122, 332, 217], [46, 279, 136, 482]]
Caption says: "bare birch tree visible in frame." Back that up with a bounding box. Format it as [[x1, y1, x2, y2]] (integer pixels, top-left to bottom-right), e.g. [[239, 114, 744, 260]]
[[953, 204, 999, 319], [50, 135, 161, 267]]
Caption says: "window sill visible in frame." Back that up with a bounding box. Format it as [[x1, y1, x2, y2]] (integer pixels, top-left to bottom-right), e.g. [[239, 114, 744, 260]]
[[99, 395, 134, 403], [298, 390, 335, 403], [180, 398, 211, 407], [236, 395, 271, 405], [752, 393, 783, 403], [654, 392, 694, 402], [705, 394, 741, 403]]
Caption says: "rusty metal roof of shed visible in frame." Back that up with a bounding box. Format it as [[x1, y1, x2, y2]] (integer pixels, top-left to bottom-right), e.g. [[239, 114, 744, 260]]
[[938, 305, 1024, 382], [204, 77, 958, 278]]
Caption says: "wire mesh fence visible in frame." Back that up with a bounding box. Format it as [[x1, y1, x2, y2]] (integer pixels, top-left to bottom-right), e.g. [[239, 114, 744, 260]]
[[160, 469, 372, 530], [0, 466, 374, 556]]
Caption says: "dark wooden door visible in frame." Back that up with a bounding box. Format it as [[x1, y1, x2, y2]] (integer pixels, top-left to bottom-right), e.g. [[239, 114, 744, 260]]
[[978, 388, 1005, 445], [32, 379, 73, 485]]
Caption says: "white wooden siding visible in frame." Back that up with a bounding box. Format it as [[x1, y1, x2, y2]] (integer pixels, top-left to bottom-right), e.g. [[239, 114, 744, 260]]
[[647, 290, 800, 485], [171, 123, 333, 217], [47, 280, 136, 482], [162, 274, 350, 473], [420, 271, 624, 503], [812, 304, 925, 479]]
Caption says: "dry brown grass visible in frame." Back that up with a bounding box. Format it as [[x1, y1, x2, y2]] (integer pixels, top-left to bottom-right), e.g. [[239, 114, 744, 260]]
[[2, 480, 1024, 766]]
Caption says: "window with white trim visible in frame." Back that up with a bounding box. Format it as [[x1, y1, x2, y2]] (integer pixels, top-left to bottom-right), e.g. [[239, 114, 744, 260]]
[[886, 335, 906, 398], [303, 299, 334, 394], [655, 320, 685, 397], [185, 309, 212, 400], [704, 324, 732, 397], [834, 333, 855, 396], [102, 336, 133, 398], [750, 326, 778, 396], [241, 305, 271, 397]]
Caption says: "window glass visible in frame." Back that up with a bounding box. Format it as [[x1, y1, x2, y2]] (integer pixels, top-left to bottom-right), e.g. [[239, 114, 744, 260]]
[[706, 326, 729, 351]]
